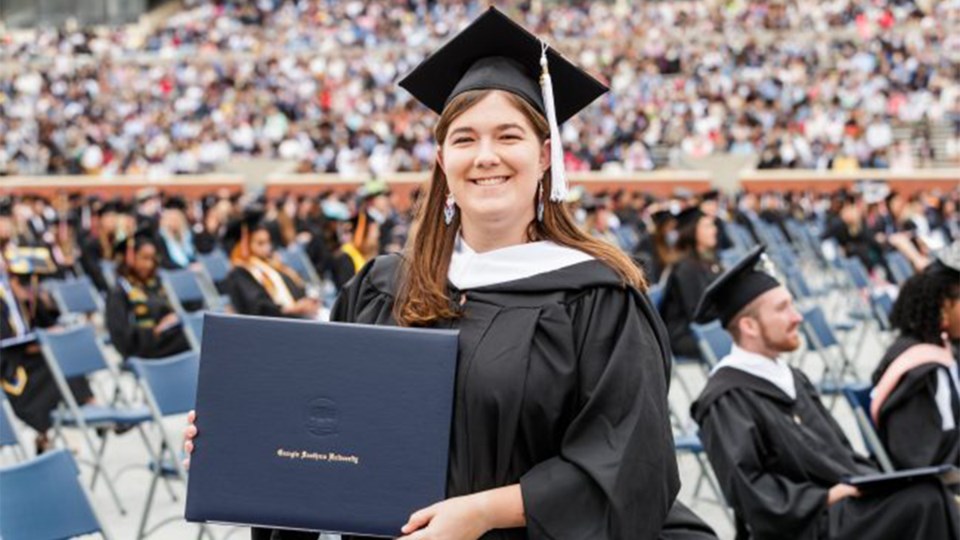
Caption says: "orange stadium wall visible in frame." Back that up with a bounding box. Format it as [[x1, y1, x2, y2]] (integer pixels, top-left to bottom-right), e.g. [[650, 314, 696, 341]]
[[0, 176, 245, 199], [739, 170, 959, 196], [2, 170, 955, 210]]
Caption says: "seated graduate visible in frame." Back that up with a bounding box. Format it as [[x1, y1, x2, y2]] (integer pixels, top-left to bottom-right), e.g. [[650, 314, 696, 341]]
[[690, 246, 959, 540], [330, 209, 381, 291], [1, 245, 94, 454], [224, 206, 320, 319], [871, 241, 960, 469], [155, 196, 198, 270], [659, 205, 722, 359], [105, 228, 191, 360]]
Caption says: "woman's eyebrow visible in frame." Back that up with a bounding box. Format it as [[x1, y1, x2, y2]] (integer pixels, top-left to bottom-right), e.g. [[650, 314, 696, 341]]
[[449, 123, 527, 137]]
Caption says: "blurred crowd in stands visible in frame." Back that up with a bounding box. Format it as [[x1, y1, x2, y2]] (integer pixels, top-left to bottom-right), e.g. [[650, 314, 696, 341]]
[[2, 0, 959, 177]]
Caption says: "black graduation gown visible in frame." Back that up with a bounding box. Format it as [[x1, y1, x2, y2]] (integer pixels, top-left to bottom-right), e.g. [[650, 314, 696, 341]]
[[255, 253, 681, 540], [691, 366, 960, 540], [79, 236, 110, 292], [871, 336, 960, 470], [659, 256, 721, 359], [1, 287, 93, 432], [225, 266, 306, 318], [105, 276, 191, 360]]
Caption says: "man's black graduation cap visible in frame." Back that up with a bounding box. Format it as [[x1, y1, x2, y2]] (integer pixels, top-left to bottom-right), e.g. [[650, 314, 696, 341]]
[[694, 245, 782, 327], [675, 206, 704, 230], [398, 7, 607, 124], [164, 195, 188, 212]]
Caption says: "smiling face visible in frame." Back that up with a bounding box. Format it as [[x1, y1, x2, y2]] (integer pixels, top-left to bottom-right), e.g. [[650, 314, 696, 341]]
[[438, 90, 549, 229]]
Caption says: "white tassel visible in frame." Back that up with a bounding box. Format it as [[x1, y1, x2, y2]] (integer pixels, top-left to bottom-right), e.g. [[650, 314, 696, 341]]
[[539, 41, 567, 202]]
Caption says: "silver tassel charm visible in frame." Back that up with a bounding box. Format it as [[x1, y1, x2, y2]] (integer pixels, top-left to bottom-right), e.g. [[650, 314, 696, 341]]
[[539, 41, 567, 202]]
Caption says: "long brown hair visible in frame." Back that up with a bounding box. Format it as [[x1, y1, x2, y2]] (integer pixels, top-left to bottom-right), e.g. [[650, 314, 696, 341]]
[[394, 89, 646, 327]]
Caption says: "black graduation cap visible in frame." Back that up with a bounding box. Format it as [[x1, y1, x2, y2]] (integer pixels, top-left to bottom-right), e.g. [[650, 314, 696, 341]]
[[675, 206, 704, 230], [651, 209, 675, 227], [112, 227, 158, 258], [2, 245, 58, 275], [694, 245, 782, 327], [701, 189, 720, 202], [223, 205, 267, 255], [163, 195, 188, 212], [927, 241, 960, 277], [398, 7, 607, 124], [398, 7, 607, 203]]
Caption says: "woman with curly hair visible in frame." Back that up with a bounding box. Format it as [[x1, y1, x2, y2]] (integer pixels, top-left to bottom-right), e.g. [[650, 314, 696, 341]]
[[871, 244, 960, 469]]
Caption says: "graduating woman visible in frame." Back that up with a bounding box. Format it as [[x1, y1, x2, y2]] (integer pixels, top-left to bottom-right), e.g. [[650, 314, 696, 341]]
[[105, 229, 191, 360], [871, 244, 960, 469], [187, 8, 712, 540], [224, 207, 320, 319], [658, 206, 722, 359]]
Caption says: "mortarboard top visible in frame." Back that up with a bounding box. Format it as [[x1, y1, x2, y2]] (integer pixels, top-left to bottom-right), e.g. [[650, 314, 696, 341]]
[[927, 241, 960, 278], [700, 189, 720, 202], [694, 245, 781, 327], [163, 195, 189, 212], [112, 227, 158, 257], [2, 245, 58, 276], [224, 205, 268, 253], [675, 206, 705, 230], [651, 209, 675, 227], [398, 7, 607, 126]]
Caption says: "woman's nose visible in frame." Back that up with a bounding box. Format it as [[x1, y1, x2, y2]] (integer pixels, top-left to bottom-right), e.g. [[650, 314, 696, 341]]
[[473, 139, 501, 168]]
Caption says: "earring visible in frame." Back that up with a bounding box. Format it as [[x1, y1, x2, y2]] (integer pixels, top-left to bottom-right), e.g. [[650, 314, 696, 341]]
[[444, 193, 456, 226], [537, 180, 545, 222]]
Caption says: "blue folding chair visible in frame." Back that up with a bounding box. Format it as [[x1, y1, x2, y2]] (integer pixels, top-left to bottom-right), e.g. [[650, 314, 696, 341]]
[[130, 352, 214, 539], [38, 324, 154, 515], [691, 320, 733, 368], [648, 284, 664, 311], [0, 392, 26, 462], [870, 290, 895, 333], [884, 251, 914, 285], [674, 431, 733, 525], [841, 382, 894, 473], [182, 311, 205, 351], [198, 249, 232, 285], [48, 275, 104, 322], [799, 305, 862, 402], [280, 243, 322, 289], [159, 268, 222, 313], [0, 449, 113, 539], [100, 259, 118, 290]]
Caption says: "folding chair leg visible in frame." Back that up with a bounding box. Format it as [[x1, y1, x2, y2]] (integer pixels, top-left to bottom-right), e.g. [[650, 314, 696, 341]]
[[139, 427, 179, 503], [137, 468, 162, 540], [89, 428, 110, 490], [78, 425, 127, 515]]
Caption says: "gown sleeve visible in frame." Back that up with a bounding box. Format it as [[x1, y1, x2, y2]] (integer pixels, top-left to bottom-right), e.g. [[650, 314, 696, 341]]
[[881, 367, 953, 469], [519, 286, 679, 540], [699, 391, 828, 539]]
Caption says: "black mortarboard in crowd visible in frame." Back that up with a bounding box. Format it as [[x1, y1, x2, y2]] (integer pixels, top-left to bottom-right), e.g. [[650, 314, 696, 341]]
[[398, 6, 607, 202], [675, 206, 705, 230], [112, 227, 158, 260], [650, 209, 675, 227], [223, 205, 267, 255], [694, 245, 782, 327], [700, 189, 720, 202], [163, 195, 188, 212]]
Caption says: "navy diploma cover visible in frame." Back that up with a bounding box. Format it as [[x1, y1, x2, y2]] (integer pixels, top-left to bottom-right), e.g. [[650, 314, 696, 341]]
[[185, 313, 459, 537]]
